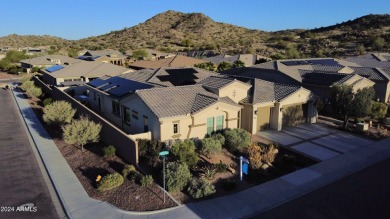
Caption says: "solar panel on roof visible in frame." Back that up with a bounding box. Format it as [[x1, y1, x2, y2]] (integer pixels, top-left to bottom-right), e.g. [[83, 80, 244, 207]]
[[99, 83, 116, 91], [45, 65, 64, 73], [281, 61, 299, 66], [87, 78, 107, 87], [107, 80, 153, 97]]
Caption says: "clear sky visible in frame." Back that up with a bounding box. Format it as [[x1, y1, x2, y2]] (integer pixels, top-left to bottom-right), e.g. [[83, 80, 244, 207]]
[[1, 0, 389, 40]]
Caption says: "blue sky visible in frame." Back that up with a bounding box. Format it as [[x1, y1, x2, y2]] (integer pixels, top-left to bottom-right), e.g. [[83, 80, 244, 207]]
[[1, 0, 389, 40]]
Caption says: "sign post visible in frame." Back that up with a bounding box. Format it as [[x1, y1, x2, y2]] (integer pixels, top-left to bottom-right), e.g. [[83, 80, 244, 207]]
[[159, 150, 169, 203], [240, 156, 249, 181]]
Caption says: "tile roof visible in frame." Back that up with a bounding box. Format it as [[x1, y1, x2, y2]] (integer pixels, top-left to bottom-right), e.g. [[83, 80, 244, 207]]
[[43, 61, 131, 78], [20, 55, 81, 65], [200, 75, 235, 90], [349, 66, 387, 81], [135, 85, 240, 118], [345, 53, 390, 68], [128, 55, 205, 69]]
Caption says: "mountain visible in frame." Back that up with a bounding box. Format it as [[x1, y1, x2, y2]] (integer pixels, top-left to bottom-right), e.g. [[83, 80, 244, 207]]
[[78, 10, 270, 54], [1, 12, 389, 57]]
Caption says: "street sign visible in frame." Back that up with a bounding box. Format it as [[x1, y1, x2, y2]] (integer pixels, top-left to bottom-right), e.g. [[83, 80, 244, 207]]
[[159, 151, 169, 156], [242, 163, 248, 175]]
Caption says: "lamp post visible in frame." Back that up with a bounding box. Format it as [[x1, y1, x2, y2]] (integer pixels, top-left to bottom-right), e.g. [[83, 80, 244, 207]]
[[159, 150, 169, 203]]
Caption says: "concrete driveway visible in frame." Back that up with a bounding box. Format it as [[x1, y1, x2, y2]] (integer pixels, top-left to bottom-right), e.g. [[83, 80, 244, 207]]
[[257, 124, 374, 161]]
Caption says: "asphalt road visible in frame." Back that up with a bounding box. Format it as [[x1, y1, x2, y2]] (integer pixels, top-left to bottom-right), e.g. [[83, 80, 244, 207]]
[[0, 88, 59, 219], [254, 158, 390, 219]]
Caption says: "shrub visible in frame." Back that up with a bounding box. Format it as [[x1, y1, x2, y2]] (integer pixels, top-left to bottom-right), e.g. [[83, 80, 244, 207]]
[[171, 140, 199, 168], [187, 178, 216, 199], [20, 81, 34, 91], [122, 165, 136, 178], [214, 160, 228, 173], [43, 98, 53, 107], [248, 143, 279, 170], [355, 117, 365, 123], [140, 175, 154, 187], [377, 126, 388, 137], [43, 101, 76, 125], [199, 138, 222, 157], [223, 128, 251, 153], [211, 133, 225, 145], [62, 115, 102, 151], [137, 139, 166, 167], [221, 179, 237, 191], [26, 86, 42, 98], [165, 161, 191, 192], [102, 145, 116, 158], [20, 75, 32, 83], [370, 101, 388, 120], [199, 166, 216, 180], [97, 173, 124, 191]]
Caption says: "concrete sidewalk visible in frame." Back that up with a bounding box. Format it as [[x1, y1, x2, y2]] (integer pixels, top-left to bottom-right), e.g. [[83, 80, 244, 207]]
[[12, 88, 390, 219]]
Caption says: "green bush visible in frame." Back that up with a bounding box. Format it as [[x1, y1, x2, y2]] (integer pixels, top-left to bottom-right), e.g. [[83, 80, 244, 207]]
[[122, 165, 136, 178], [20, 75, 32, 83], [211, 133, 225, 145], [20, 81, 34, 91], [223, 128, 251, 153], [43, 98, 53, 106], [26, 86, 42, 98], [171, 140, 199, 167], [43, 100, 76, 125], [137, 139, 166, 167], [97, 173, 124, 191], [214, 160, 228, 173], [199, 138, 222, 157], [187, 178, 216, 199], [165, 161, 191, 192], [140, 175, 154, 187], [370, 101, 388, 120], [355, 117, 365, 123], [102, 145, 116, 158]]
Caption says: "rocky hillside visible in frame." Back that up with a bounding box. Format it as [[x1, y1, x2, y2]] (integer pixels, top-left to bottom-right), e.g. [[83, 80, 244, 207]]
[[1, 12, 389, 58]]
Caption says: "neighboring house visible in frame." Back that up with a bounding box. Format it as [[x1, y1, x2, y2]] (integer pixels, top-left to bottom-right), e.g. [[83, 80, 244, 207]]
[[126, 49, 175, 61], [78, 49, 126, 66], [19, 47, 45, 55], [85, 67, 317, 141], [128, 55, 206, 70], [345, 53, 390, 68], [205, 54, 270, 67], [41, 61, 133, 86], [222, 58, 388, 102], [20, 55, 81, 71]]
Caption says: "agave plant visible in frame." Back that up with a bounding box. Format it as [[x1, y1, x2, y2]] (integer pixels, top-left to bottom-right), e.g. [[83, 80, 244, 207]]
[[200, 166, 216, 180]]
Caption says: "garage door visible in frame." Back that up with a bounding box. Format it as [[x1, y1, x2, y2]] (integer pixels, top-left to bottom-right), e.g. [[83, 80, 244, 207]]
[[256, 106, 271, 132], [282, 104, 307, 128]]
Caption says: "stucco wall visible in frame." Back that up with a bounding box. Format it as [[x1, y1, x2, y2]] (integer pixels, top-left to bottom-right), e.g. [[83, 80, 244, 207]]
[[256, 106, 272, 132]]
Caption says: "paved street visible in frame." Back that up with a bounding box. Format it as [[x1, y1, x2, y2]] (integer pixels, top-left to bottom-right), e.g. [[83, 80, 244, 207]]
[[0, 88, 59, 219], [254, 158, 390, 219], [257, 124, 374, 161]]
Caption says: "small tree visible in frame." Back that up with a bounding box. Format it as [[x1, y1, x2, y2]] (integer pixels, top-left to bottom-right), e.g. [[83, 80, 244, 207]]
[[132, 49, 149, 60], [171, 140, 199, 168], [26, 86, 42, 98], [217, 61, 233, 72], [165, 161, 191, 192], [223, 128, 251, 153], [20, 74, 33, 83], [194, 62, 216, 71], [199, 138, 222, 157], [357, 44, 366, 55], [331, 85, 375, 128], [20, 81, 34, 91], [43, 101, 76, 125], [62, 116, 102, 151]]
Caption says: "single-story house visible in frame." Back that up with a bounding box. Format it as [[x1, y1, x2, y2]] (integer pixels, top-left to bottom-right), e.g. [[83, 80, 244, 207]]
[[128, 55, 206, 70], [41, 61, 133, 86], [20, 55, 81, 72], [205, 54, 270, 67], [85, 67, 317, 141], [78, 49, 126, 66]]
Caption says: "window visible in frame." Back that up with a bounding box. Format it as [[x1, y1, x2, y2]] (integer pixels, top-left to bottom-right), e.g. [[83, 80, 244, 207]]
[[207, 117, 214, 135], [112, 101, 120, 116], [173, 123, 179, 134], [123, 107, 130, 124], [132, 110, 138, 119], [216, 115, 224, 132], [143, 116, 149, 132]]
